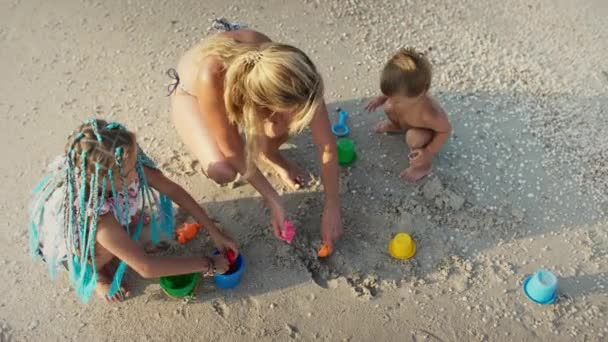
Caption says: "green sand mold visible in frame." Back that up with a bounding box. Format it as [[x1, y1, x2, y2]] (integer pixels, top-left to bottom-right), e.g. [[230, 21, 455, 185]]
[[337, 138, 357, 166], [160, 273, 200, 298]]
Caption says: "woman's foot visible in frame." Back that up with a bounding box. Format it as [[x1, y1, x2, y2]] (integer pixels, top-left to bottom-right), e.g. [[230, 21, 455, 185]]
[[95, 265, 130, 303], [374, 120, 403, 134], [262, 152, 309, 190], [400, 164, 432, 182]]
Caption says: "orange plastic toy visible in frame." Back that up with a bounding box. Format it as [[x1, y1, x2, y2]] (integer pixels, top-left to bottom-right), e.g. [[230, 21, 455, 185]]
[[317, 243, 332, 258], [176, 222, 202, 244]]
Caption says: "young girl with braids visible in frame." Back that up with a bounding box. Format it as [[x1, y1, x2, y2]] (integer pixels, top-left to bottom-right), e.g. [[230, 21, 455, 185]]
[[168, 19, 343, 254], [28, 119, 238, 303]]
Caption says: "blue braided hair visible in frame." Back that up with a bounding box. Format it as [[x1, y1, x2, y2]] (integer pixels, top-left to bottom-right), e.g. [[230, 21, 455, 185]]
[[28, 119, 175, 303]]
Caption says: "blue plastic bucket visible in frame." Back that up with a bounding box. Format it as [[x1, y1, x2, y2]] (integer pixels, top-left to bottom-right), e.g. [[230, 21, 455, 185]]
[[213, 252, 245, 289]]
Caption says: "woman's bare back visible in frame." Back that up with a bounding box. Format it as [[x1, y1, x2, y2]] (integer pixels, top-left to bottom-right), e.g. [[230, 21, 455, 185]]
[[176, 30, 272, 95]]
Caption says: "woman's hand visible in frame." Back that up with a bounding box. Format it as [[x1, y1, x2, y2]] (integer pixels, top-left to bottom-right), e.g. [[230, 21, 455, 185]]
[[408, 148, 431, 167], [320, 201, 343, 253], [266, 197, 286, 240]]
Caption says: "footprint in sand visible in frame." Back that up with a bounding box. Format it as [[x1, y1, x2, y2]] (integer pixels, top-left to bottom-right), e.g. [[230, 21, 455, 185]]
[[0, 320, 13, 341], [161, 151, 248, 189], [211, 300, 229, 318], [160, 151, 201, 177]]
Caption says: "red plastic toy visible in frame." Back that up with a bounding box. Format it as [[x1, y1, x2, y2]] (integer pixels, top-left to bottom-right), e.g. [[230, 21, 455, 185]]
[[225, 249, 237, 273], [226, 249, 236, 264]]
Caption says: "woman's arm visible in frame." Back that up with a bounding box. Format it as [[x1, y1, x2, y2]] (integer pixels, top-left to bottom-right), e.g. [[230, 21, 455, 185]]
[[310, 102, 340, 205], [310, 101, 343, 250], [144, 167, 239, 253], [96, 215, 216, 278]]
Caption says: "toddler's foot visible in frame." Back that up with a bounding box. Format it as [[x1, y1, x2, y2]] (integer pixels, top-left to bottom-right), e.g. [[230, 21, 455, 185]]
[[262, 152, 309, 190], [374, 120, 402, 134], [400, 164, 432, 182]]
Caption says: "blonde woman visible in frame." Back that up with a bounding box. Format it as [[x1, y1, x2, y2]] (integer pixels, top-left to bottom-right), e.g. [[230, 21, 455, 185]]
[[168, 20, 342, 254]]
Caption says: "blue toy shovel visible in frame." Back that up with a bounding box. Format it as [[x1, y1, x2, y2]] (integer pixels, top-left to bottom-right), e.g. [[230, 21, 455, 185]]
[[331, 110, 350, 137]]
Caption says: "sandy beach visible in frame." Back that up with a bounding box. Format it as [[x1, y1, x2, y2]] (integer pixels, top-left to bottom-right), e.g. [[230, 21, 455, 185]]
[[1, 0, 607, 341]]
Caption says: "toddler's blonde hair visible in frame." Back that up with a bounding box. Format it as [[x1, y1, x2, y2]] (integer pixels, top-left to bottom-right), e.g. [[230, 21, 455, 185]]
[[381, 48, 431, 97]]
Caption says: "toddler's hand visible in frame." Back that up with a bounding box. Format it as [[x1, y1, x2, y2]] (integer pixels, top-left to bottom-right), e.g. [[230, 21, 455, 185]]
[[364, 95, 388, 112], [408, 149, 430, 166]]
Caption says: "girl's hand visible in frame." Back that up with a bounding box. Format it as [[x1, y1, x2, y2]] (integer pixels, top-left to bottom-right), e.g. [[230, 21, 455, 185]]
[[207, 255, 230, 275], [209, 229, 239, 256], [267, 198, 286, 240], [364, 95, 388, 112]]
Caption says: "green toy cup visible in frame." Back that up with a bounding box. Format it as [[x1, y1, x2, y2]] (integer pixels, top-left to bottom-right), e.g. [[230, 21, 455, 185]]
[[160, 273, 200, 298], [337, 138, 356, 166]]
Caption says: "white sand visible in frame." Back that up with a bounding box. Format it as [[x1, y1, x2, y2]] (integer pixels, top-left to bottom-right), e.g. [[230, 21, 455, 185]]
[[1, 0, 607, 341]]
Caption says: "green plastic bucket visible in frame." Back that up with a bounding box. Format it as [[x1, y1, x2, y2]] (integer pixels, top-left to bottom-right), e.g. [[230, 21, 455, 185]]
[[337, 138, 356, 166], [160, 273, 200, 298]]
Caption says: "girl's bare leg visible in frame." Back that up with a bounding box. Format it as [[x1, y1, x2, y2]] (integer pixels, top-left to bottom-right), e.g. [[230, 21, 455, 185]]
[[94, 244, 130, 302]]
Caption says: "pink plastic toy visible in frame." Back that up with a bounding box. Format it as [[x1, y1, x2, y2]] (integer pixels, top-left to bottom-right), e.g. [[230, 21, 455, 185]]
[[279, 220, 296, 244]]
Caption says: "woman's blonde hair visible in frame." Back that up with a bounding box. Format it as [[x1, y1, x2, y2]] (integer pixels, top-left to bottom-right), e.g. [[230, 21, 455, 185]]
[[195, 36, 324, 175]]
